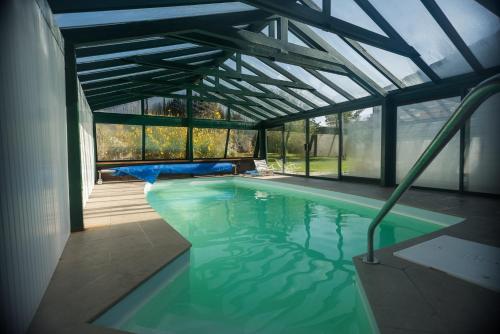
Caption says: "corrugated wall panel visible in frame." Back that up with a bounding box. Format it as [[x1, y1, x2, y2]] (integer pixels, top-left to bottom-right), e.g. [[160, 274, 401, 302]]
[[78, 82, 95, 207], [0, 0, 70, 332]]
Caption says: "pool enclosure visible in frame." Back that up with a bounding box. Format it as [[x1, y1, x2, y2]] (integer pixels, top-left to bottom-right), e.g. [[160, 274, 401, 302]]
[[1, 0, 499, 333], [52, 0, 499, 226]]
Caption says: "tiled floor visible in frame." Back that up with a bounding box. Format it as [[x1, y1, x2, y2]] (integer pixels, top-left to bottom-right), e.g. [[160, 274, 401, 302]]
[[28, 176, 500, 333], [28, 181, 191, 334]]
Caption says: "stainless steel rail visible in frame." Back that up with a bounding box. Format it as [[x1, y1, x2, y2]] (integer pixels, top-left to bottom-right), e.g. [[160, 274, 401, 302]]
[[364, 74, 500, 264]]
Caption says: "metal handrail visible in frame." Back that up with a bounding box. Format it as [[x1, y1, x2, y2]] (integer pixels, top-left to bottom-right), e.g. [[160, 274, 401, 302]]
[[364, 74, 500, 264]]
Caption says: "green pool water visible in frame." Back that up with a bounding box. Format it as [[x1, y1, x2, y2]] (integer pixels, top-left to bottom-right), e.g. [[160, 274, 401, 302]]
[[94, 177, 462, 334]]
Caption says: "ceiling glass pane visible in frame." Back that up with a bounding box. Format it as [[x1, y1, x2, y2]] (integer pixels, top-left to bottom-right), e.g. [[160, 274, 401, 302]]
[[435, 0, 500, 68], [267, 99, 301, 114], [310, 0, 322, 10], [261, 85, 312, 110], [369, 0, 473, 78], [288, 30, 309, 47], [219, 79, 241, 90], [317, 71, 369, 98], [360, 43, 430, 87], [309, 26, 393, 90], [275, 62, 348, 102], [241, 55, 291, 81], [248, 105, 279, 118], [223, 58, 237, 71], [234, 80, 263, 93], [247, 97, 288, 116], [290, 88, 329, 107], [330, 1, 387, 36], [56, 3, 257, 28], [261, 25, 270, 36]]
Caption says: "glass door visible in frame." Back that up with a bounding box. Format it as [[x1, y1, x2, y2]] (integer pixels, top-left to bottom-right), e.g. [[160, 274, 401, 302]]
[[284, 120, 306, 175], [308, 115, 340, 178]]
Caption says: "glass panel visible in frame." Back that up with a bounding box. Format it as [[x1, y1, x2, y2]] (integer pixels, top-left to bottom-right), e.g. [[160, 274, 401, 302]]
[[309, 115, 339, 178], [232, 105, 267, 120], [193, 128, 227, 159], [290, 88, 329, 107], [266, 98, 301, 114], [435, 0, 500, 68], [227, 129, 258, 157], [309, 26, 394, 90], [464, 93, 500, 194], [368, 0, 472, 78], [95, 101, 141, 114], [330, 0, 387, 36], [249, 105, 279, 119], [193, 101, 228, 119], [223, 58, 237, 71], [310, 0, 322, 10], [266, 126, 284, 172], [261, 25, 270, 36], [241, 55, 291, 81], [317, 71, 370, 98], [396, 97, 461, 190], [235, 80, 262, 92], [96, 124, 142, 161], [247, 97, 288, 116], [261, 84, 311, 110], [219, 79, 240, 90], [144, 96, 187, 117], [288, 30, 309, 47], [342, 106, 381, 178], [230, 109, 259, 122], [361, 43, 430, 87], [56, 3, 257, 27], [145, 126, 187, 160], [284, 120, 306, 175], [275, 62, 348, 102]]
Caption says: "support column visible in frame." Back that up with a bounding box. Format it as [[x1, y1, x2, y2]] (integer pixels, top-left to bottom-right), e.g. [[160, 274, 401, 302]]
[[258, 127, 267, 159], [381, 97, 397, 187], [187, 89, 194, 161], [64, 43, 84, 232], [305, 118, 310, 176]]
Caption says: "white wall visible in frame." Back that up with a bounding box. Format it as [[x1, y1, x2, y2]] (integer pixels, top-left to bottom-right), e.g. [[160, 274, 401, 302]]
[[78, 82, 95, 207], [0, 0, 70, 332]]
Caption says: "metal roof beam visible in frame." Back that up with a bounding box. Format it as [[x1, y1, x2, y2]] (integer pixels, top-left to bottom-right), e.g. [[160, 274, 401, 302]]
[[241, 0, 416, 56], [289, 21, 386, 96], [169, 26, 348, 74], [49, 0, 230, 14], [61, 10, 272, 45]]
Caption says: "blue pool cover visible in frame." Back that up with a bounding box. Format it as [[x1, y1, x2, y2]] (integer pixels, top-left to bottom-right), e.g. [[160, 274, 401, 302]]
[[111, 163, 234, 183]]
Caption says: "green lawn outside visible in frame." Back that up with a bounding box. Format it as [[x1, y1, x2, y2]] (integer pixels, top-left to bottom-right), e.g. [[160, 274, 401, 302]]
[[266, 154, 353, 175]]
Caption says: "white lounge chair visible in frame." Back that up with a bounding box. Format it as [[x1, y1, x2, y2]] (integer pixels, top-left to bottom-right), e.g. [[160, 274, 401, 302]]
[[253, 160, 274, 176]]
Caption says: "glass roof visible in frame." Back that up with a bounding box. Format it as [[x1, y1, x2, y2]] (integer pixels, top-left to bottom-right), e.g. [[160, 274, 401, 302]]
[[435, 0, 500, 68], [329, 0, 387, 36], [56, 2, 256, 28], [360, 43, 431, 88], [59, 0, 499, 121], [369, 0, 472, 78], [308, 26, 394, 90]]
